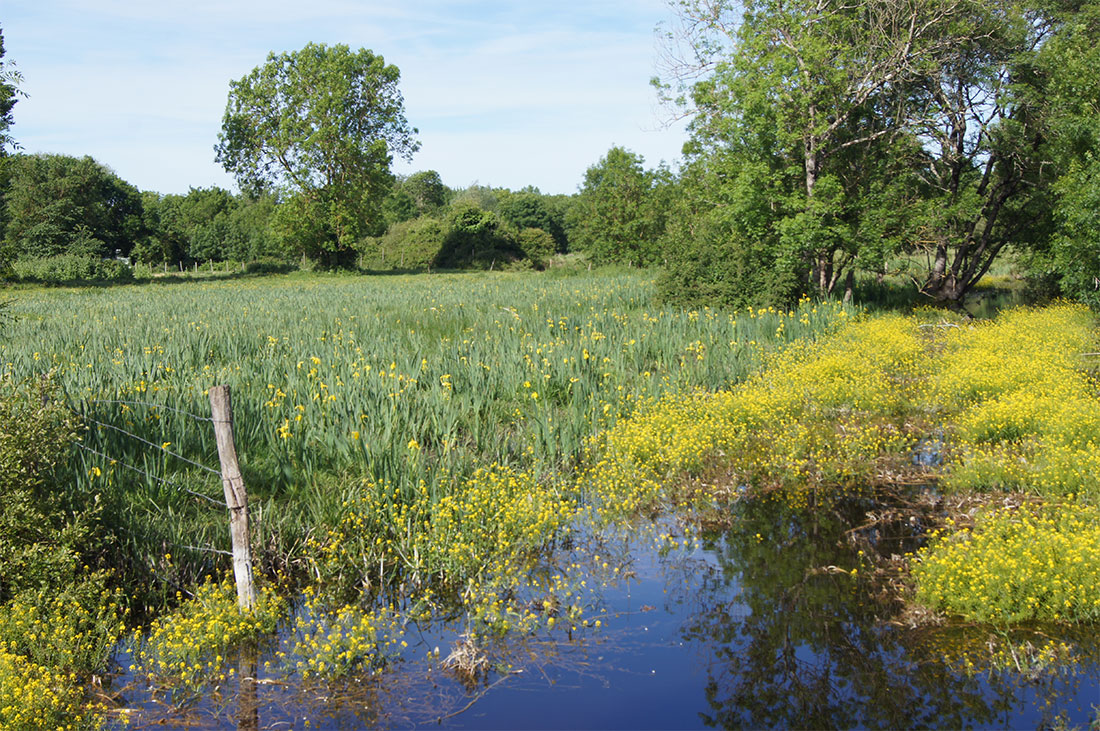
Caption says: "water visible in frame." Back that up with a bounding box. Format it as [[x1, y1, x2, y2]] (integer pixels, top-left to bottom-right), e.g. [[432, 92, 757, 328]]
[[105, 495, 1100, 729]]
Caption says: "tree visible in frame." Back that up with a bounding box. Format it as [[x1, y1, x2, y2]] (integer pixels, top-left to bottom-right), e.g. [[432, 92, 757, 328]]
[[0, 26, 25, 157], [905, 3, 1062, 304], [1020, 3, 1100, 305], [216, 43, 418, 266], [403, 170, 447, 213], [497, 190, 568, 252], [568, 146, 668, 267], [381, 170, 448, 228], [2, 154, 144, 260], [657, 0, 1050, 307], [659, 153, 805, 308]]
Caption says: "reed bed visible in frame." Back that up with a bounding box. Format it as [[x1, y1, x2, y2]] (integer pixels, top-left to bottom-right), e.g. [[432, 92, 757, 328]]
[[3, 270, 841, 597]]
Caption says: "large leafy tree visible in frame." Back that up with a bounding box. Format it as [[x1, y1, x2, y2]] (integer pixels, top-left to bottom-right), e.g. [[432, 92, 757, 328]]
[[497, 189, 568, 252], [0, 26, 24, 157], [1022, 3, 1100, 305], [568, 146, 670, 267], [657, 0, 1090, 307], [216, 43, 418, 266]]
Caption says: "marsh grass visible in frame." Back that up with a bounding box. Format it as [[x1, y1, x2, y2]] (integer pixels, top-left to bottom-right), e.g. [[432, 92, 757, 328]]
[[3, 270, 840, 603]]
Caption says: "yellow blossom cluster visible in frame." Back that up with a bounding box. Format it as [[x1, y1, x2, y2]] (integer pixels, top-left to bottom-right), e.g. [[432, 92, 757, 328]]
[[131, 577, 286, 687], [0, 581, 123, 730], [281, 595, 402, 679], [932, 304, 1100, 501], [913, 504, 1100, 623], [581, 313, 927, 514], [0, 646, 98, 730]]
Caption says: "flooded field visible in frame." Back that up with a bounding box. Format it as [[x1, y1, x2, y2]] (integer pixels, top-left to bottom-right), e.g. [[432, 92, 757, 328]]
[[105, 497, 1100, 729]]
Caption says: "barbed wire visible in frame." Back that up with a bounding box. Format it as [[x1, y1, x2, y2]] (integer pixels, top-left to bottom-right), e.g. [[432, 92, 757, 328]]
[[74, 442, 225, 508], [86, 399, 213, 423], [81, 414, 223, 477], [176, 543, 233, 557]]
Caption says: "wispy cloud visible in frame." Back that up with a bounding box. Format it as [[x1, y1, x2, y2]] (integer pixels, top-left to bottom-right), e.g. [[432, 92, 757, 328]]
[[3, 0, 687, 194]]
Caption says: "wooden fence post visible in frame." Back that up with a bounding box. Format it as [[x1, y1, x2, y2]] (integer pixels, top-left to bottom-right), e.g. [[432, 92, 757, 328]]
[[209, 385, 256, 611]]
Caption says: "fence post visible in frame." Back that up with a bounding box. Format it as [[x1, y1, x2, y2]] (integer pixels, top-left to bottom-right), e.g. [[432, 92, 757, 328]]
[[209, 384, 256, 611]]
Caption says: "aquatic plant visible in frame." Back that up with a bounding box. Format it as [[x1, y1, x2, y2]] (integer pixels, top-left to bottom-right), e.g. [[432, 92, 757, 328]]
[[131, 576, 285, 687], [913, 503, 1100, 624]]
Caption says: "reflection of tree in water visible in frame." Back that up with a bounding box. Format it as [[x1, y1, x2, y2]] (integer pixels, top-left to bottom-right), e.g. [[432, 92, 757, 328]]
[[677, 492, 1094, 729]]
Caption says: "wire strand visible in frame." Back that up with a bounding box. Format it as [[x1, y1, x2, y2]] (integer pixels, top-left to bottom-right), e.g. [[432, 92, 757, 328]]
[[81, 415, 223, 477], [87, 399, 213, 422], [75, 442, 225, 508]]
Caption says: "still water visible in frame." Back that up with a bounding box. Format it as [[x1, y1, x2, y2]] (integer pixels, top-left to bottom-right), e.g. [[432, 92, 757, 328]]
[[108, 495, 1100, 729]]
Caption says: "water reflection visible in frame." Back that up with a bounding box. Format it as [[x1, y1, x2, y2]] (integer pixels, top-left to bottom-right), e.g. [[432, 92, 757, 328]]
[[106, 492, 1100, 728], [682, 493, 1100, 729]]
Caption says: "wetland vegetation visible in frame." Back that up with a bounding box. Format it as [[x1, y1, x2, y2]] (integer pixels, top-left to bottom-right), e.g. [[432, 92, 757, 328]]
[[0, 270, 1099, 727]]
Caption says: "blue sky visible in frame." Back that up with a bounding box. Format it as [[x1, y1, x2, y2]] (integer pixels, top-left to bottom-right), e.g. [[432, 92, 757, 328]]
[[2, 1, 689, 196]]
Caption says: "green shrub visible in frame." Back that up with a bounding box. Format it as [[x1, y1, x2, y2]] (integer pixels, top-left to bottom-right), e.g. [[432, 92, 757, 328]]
[[516, 227, 556, 269], [11, 254, 134, 284], [0, 376, 91, 600], [361, 215, 446, 270]]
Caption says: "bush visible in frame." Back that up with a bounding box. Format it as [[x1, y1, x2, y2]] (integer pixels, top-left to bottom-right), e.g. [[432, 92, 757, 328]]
[[0, 377, 114, 727], [0, 376, 91, 600], [516, 227, 556, 269], [11, 254, 134, 285], [433, 203, 525, 270], [361, 215, 446, 270]]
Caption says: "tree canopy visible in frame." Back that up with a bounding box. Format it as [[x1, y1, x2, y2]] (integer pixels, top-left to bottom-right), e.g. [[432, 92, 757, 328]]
[[0, 27, 23, 157], [2, 154, 144, 261], [216, 43, 418, 266], [569, 146, 670, 267], [656, 0, 1100, 308]]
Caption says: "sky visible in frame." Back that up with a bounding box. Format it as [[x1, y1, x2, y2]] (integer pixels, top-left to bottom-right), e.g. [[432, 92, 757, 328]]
[[2, 1, 691, 196]]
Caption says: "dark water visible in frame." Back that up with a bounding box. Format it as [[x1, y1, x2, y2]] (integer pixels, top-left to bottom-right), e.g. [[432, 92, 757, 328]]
[[107, 495, 1100, 729]]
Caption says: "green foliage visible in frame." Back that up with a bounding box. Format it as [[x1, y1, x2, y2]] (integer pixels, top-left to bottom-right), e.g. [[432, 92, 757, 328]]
[[134, 187, 279, 265], [568, 146, 667, 267], [2, 153, 144, 260], [1025, 5, 1100, 305], [433, 202, 524, 269], [402, 170, 447, 214], [12, 253, 134, 284], [216, 43, 418, 264], [497, 190, 568, 252], [361, 214, 446, 270], [0, 376, 90, 601], [515, 227, 556, 269], [381, 170, 448, 228], [659, 0, 1100, 308], [0, 26, 23, 157], [658, 156, 804, 307]]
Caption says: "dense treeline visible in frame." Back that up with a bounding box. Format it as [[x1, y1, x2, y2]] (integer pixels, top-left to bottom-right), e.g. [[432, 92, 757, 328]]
[[0, 153, 598, 280], [654, 0, 1100, 309]]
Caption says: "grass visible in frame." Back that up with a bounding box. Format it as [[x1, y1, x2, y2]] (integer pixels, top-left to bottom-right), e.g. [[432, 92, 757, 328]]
[[1, 268, 846, 666]]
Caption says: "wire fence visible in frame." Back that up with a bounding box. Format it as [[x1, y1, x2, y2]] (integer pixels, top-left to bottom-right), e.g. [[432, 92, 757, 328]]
[[70, 387, 258, 607], [68, 394, 242, 562]]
